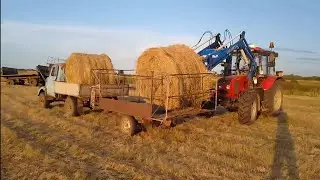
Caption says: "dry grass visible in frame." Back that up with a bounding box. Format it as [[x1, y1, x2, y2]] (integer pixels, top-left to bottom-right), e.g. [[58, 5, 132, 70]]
[[1, 85, 320, 179], [283, 80, 320, 97]]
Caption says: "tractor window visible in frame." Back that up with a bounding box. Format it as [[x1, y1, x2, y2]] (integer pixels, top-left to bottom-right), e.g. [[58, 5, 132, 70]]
[[231, 55, 249, 75], [261, 56, 268, 75]]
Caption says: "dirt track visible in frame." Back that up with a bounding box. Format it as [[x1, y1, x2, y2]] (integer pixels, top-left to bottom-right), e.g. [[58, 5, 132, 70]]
[[1, 85, 320, 179]]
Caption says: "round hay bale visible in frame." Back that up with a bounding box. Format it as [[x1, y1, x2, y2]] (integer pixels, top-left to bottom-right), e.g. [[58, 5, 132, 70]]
[[135, 44, 216, 110], [65, 53, 115, 85], [135, 47, 181, 109]]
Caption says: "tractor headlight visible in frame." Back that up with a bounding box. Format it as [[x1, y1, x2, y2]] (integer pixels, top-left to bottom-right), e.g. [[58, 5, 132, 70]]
[[226, 85, 230, 90], [253, 77, 258, 84]]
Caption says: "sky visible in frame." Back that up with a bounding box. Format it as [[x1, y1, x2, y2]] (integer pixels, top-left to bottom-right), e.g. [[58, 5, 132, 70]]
[[1, 0, 320, 76]]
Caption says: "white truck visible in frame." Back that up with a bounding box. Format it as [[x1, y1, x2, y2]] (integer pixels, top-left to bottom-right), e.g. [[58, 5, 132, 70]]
[[37, 63, 129, 117]]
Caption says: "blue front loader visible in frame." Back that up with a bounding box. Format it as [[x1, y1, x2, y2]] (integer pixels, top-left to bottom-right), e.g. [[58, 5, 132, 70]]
[[196, 31, 257, 81]]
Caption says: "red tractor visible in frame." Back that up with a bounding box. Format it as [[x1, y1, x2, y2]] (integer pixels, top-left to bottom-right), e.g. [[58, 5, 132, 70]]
[[196, 30, 283, 124]]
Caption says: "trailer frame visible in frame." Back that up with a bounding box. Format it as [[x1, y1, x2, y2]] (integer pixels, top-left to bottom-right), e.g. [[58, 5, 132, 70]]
[[89, 69, 219, 129]]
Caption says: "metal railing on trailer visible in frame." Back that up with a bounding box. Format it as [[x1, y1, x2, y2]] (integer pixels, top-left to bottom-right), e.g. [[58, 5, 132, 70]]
[[89, 69, 219, 126]]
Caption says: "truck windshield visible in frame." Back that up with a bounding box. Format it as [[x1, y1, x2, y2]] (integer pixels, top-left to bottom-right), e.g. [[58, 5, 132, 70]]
[[51, 66, 58, 76]]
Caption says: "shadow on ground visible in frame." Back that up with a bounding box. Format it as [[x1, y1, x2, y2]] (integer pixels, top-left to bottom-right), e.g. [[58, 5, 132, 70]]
[[172, 106, 228, 126], [137, 106, 228, 134], [270, 112, 300, 179]]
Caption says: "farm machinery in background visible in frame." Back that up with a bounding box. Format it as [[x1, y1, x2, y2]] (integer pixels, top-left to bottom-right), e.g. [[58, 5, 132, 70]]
[[1, 57, 65, 86], [193, 30, 284, 124], [1, 65, 50, 86]]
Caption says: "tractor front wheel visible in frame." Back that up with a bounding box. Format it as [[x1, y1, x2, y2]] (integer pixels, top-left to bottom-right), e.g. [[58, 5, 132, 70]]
[[238, 91, 259, 124]]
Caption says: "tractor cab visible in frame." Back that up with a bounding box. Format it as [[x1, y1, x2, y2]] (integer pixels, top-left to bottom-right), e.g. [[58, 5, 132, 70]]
[[249, 44, 279, 76], [195, 30, 283, 124], [229, 44, 279, 77]]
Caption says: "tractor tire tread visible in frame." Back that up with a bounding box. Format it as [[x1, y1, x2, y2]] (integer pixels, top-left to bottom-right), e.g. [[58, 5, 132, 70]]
[[263, 80, 283, 116], [238, 91, 258, 125]]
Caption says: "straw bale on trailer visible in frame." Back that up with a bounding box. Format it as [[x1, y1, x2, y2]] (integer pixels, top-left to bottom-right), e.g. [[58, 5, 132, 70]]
[[135, 44, 216, 110], [65, 53, 115, 84]]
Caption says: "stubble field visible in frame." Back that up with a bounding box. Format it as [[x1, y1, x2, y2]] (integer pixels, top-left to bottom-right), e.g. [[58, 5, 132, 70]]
[[1, 85, 320, 179]]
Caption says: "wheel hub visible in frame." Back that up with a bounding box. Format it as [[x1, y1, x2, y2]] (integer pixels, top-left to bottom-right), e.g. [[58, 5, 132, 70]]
[[122, 119, 131, 132], [251, 100, 257, 121]]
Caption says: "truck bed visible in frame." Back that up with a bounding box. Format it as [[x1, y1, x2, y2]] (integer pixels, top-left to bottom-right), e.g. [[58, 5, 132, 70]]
[[54, 81, 129, 98]]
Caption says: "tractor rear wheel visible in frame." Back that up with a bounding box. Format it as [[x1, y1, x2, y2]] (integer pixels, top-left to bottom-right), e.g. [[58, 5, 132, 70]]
[[238, 91, 259, 124], [263, 80, 283, 116]]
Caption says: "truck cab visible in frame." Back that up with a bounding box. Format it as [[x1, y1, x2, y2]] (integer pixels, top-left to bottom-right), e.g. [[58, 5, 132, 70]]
[[37, 62, 95, 117], [37, 63, 130, 117], [37, 63, 66, 99]]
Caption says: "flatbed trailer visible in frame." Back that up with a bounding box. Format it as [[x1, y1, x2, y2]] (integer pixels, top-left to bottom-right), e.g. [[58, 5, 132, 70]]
[[2, 73, 41, 86], [38, 66, 219, 136], [89, 69, 219, 135]]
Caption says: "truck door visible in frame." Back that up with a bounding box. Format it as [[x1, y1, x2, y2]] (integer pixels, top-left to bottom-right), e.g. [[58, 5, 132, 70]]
[[46, 65, 59, 97]]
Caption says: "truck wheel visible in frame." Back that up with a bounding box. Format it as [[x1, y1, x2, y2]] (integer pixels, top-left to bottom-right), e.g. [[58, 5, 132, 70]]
[[29, 79, 38, 86], [65, 96, 80, 117], [238, 91, 259, 124], [7, 80, 14, 85], [39, 92, 50, 108], [263, 80, 283, 116], [120, 115, 137, 136]]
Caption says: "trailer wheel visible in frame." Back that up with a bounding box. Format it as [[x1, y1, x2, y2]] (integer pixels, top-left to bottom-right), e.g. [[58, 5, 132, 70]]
[[263, 80, 283, 116], [7, 80, 14, 85], [18, 79, 25, 85], [29, 79, 38, 86], [238, 91, 259, 124], [120, 115, 137, 136], [65, 96, 80, 117], [39, 92, 50, 108]]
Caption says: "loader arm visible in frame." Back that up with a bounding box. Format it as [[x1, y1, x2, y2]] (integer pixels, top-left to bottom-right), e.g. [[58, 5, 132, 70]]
[[197, 31, 257, 81]]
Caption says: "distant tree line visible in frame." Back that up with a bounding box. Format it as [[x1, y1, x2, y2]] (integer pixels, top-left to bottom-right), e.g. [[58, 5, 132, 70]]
[[283, 74, 320, 81]]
